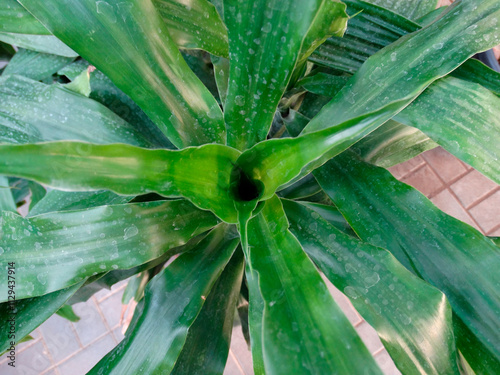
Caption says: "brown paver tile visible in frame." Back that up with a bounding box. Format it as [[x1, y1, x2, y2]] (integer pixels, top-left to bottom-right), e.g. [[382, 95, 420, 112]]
[[388, 155, 426, 180], [98, 291, 123, 330], [375, 349, 401, 374], [469, 190, 500, 233], [402, 164, 444, 197], [0, 340, 52, 374], [229, 326, 254, 375], [57, 334, 116, 375], [112, 327, 125, 343], [72, 299, 109, 346], [93, 288, 113, 303], [39, 314, 81, 363], [430, 189, 479, 229], [488, 226, 500, 237], [355, 321, 384, 354], [422, 147, 468, 184], [224, 351, 247, 375], [450, 170, 498, 208]]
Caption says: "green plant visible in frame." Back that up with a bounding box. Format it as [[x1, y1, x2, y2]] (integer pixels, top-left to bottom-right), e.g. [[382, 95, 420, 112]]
[[0, 0, 499, 373]]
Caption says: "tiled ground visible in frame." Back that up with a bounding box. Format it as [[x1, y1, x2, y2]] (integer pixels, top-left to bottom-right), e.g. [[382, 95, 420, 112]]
[[1, 147, 499, 374]]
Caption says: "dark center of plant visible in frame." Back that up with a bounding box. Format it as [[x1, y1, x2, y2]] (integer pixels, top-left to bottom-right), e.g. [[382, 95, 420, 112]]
[[231, 167, 264, 202]]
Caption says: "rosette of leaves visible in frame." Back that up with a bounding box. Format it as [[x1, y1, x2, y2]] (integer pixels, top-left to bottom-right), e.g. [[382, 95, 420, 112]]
[[0, 0, 499, 374]]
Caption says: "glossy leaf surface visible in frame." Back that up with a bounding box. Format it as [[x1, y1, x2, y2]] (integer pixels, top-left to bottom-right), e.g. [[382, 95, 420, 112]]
[[0, 75, 152, 147], [0, 282, 83, 353], [19, 0, 224, 148], [283, 199, 460, 375], [223, 0, 348, 150], [0, 141, 240, 222], [58, 60, 171, 148], [245, 195, 382, 374], [310, 0, 500, 177], [0, 200, 218, 301], [29, 190, 131, 217], [315, 152, 500, 373], [235, 0, 500, 200], [0, 176, 16, 213], [395, 77, 500, 184], [352, 119, 438, 167], [171, 248, 244, 374], [0, 32, 77, 57], [88, 224, 239, 375], [0, 0, 49, 35], [2, 48, 74, 80], [152, 0, 228, 57], [364, 0, 437, 20]]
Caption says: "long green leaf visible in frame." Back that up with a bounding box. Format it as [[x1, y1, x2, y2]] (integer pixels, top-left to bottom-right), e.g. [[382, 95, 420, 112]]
[[309, 0, 500, 178], [314, 151, 500, 374], [19, 0, 225, 148], [311, 0, 500, 93], [29, 190, 131, 217], [171, 247, 244, 374], [352, 119, 438, 167], [0, 0, 49, 35], [68, 229, 210, 306], [0, 282, 83, 353], [364, 0, 437, 20], [0, 32, 77, 57], [246, 195, 382, 374], [223, 0, 348, 150], [245, 264, 265, 375], [0, 141, 240, 222], [283, 199, 460, 375], [88, 224, 239, 375], [394, 76, 500, 184], [0, 75, 152, 147], [0, 200, 218, 301], [2, 48, 74, 80], [452, 58, 500, 97], [152, 0, 228, 57], [287, 90, 439, 168], [58, 60, 172, 148], [234, 0, 500, 201]]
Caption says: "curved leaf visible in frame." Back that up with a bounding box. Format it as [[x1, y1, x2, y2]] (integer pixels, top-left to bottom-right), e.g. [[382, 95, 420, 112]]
[[0, 200, 218, 301], [0, 75, 152, 147], [0, 282, 83, 353], [395, 77, 500, 184], [314, 151, 500, 374], [283, 199, 460, 375], [308, 0, 500, 178], [246, 195, 382, 374], [171, 247, 244, 374], [235, 0, 500, 200], [223, 0, 348, 150], [152, 0, 228, 57], [2, 48, 74, 81], [0, 141, 240, 222], [88, 224, 239, 375], [19, 0, 225, 148]]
